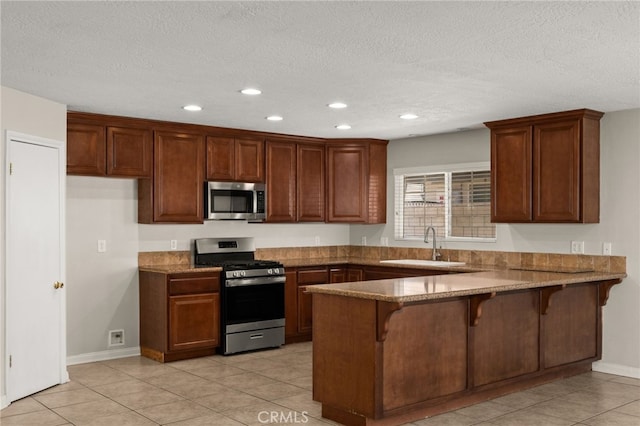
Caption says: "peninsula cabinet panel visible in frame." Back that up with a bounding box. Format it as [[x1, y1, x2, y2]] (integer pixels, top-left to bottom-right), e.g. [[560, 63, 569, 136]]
[[266, 141, 297, 222], [471, 290, 539, 387], [486, 109, 603, 223], [206, 136, 264, 182], [139, 131, 205, 223], [542, 283, 598, 368], [67, 122, 106, 175], [383, 300, 468, 410]]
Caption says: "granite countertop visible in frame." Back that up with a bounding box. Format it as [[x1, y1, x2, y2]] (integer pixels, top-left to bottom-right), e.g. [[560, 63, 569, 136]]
[[280, 257, 494, 272], [139, 264, 222, 274], [305, 270, 626, 303]]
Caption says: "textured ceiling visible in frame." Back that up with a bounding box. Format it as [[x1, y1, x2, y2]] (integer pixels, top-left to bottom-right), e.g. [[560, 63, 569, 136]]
[[1, 1, 639, 140]]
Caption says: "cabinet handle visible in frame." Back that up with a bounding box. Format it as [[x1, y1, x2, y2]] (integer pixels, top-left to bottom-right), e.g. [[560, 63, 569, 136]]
[[249, 333, 264, 340]]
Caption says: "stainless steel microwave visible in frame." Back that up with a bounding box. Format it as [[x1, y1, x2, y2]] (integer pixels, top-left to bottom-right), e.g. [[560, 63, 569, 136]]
[[204, 182, 266, 221]]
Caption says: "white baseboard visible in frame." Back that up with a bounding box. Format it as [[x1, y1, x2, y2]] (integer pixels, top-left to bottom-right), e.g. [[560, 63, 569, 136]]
[[66, 346, 141, 366], [592, 361, 640, 379], [1, 394, 8, 410]]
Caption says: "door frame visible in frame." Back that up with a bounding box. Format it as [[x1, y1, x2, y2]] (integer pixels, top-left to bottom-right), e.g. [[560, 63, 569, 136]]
[[3, 130, 68, 407]]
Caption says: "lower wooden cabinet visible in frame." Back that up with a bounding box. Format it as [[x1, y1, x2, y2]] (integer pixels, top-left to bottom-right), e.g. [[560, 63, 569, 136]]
[[168, 293, 220, 352], [140, 271, 220, 362]]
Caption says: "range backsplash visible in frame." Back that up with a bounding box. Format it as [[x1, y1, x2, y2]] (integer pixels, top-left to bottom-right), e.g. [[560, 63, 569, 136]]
[[139, 246, 625, 274]]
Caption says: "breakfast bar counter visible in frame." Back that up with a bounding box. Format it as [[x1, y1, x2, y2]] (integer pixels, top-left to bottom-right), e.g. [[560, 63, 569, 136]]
[[307, 271, 624, 426]]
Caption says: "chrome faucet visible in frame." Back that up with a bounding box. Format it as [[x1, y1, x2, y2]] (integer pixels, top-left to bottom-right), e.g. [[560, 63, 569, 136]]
[[424, 226, 439, 261]]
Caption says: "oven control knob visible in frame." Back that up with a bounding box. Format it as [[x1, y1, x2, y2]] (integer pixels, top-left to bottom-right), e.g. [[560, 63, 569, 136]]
[[233, 271, 239, 278], [267, 268, 273, 275], [241, 271, 246, 277], [273, 268, 280, 274]]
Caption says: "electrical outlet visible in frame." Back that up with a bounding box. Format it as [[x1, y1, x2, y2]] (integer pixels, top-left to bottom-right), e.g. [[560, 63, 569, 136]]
[[570, 241, 584, 254], [170, 240, 177, 250], [380, 237, 389, 246], [97, 240, 106, 253], [108, 329, 124, 347], [361, 236, 367, 246], [314, 236, 321, 246], [602, 242, 612, 255]]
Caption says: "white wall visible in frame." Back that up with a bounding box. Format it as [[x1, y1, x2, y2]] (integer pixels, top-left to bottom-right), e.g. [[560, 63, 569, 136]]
[[0, 86, 67, 405], [352, 108, 640, 377]]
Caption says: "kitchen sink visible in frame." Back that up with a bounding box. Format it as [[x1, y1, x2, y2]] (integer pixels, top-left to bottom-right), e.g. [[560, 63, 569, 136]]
[[379, 259, 466, 267]]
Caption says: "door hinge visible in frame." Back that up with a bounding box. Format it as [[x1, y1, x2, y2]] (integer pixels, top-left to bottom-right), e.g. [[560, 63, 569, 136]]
[[9, 355, 12, 368], [9, 162, 13, 175]]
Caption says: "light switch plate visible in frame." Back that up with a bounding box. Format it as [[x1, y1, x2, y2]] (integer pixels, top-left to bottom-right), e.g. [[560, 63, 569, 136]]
[[97, 240, 106, 253]]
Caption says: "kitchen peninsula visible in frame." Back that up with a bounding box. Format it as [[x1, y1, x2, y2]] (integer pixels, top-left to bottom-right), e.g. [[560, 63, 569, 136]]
[[307, 270, 624, 426]]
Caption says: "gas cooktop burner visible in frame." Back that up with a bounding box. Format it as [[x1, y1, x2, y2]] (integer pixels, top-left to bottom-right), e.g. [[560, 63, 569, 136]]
[[196, 260, 282, 270]]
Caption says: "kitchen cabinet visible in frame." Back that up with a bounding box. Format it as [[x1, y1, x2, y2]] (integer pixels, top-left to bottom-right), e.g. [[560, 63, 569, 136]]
[[206, 136, 264, 182], [67, 119, 152, 177], [330, 266, 364, 283], [138, 130, 205, 223], [486, 109, 603, 223], [326, 139, 387, 223], [139, 271, 220, 362], [265, 139, 325, 222], [297, 267, 329, 335]]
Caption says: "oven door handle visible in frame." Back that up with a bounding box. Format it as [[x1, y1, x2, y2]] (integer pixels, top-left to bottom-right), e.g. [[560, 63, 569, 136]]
[[225, 275, 286, 287]]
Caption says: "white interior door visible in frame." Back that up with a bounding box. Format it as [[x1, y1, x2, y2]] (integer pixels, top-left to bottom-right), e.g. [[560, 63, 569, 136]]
[[5, 131, 67, 402]]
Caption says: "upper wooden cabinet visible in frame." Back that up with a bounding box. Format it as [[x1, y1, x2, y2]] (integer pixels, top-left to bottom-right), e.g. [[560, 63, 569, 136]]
[[265, 139, 325, 222], [486, 109, 603, 223], [326, 139, 387, 223], [67, 119, 151, 177], [206, 136, 264, 182], [138, 130, 205, 224]]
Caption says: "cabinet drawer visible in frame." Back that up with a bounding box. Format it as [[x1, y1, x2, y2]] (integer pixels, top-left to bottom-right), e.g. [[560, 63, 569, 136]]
[[297, 268, 329, 284], [169, 276, 220, 295]]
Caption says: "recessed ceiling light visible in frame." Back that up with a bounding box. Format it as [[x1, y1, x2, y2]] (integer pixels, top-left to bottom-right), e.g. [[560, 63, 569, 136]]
[[266, 115, 283, 121], [183, 104, 202, 111], [328, 102, 347, 109], [241, 88, 262, 95], [400, 113, 418, 120], [335, 124, 351, 130]]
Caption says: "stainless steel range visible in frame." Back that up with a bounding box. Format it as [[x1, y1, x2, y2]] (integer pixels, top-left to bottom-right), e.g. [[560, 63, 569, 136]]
[[193, 237, 285, 355]]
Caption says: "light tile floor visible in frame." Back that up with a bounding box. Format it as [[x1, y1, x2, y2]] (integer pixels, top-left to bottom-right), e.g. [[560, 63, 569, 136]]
[[2, 342, 639, 425]]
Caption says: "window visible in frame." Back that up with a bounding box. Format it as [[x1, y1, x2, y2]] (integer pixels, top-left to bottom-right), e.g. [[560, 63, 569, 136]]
[[394, 163, 496, 241]]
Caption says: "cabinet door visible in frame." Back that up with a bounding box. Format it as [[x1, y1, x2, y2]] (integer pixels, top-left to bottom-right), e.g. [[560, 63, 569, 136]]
[[491, 126, 532, 222], [327, 144, 368, 222], [67, 123, 106, 176], [297, 267, 329, 334], [329, 267, 346, 283], [169, 293, 220, 351], [533, 120, 581, 222], [297, 285, 313, 334], [107, 127, 152, 177], [285, 270, 298, 338], [236, 138, 265, 182], [206, 136, 235, 181], [266, 141, 296, 222], [297, 144, 325, 222], [153, 131, 204, 223], [347, 267, 364, 282]]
